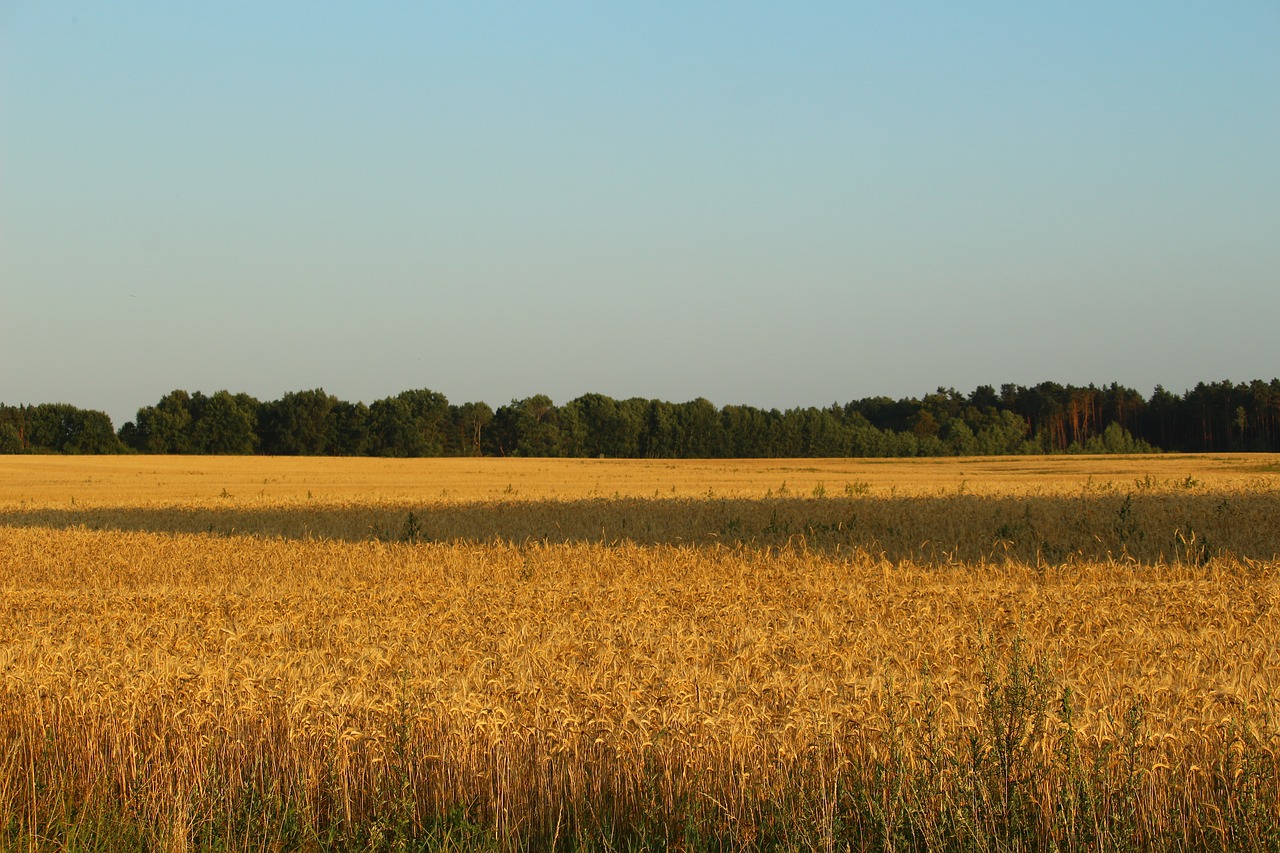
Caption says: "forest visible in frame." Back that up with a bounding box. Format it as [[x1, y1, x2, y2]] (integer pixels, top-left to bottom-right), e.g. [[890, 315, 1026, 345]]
[[3, 379, 1279, 457]]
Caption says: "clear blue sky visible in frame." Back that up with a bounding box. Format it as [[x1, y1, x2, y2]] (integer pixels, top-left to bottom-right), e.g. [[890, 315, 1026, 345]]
[[3, 2, 1277, 428]]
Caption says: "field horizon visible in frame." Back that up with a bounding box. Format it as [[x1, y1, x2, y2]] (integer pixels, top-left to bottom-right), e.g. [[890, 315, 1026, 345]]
[[5, 452, 1278, 506]]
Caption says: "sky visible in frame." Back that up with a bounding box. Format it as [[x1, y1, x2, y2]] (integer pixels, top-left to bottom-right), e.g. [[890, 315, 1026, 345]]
[[3, 2, 1278, 429]]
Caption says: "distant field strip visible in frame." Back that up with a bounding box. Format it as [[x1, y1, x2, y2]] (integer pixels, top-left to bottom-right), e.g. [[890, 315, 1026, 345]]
[[3, 452, 1277, 503]]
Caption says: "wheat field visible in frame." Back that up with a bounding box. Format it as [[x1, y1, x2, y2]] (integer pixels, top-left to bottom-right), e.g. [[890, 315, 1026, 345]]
[[1, 455, 1278, 851]]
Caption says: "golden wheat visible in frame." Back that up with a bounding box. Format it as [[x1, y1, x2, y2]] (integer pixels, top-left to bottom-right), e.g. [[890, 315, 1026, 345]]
[[0, 455, 1277, 849], [3, 453, 1277, 506]]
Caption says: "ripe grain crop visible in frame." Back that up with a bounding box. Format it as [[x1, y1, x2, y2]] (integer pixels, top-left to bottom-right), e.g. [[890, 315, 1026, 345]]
[[0, 456, 1277, 850], [3, 453, 1274, 505]]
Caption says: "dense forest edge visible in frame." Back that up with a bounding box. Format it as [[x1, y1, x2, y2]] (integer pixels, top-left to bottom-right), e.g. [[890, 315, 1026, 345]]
[[3, 380, 1279, 457]]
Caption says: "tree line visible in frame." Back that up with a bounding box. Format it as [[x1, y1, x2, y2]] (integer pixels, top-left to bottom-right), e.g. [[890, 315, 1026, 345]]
[[3, 379, 1279, 457]]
